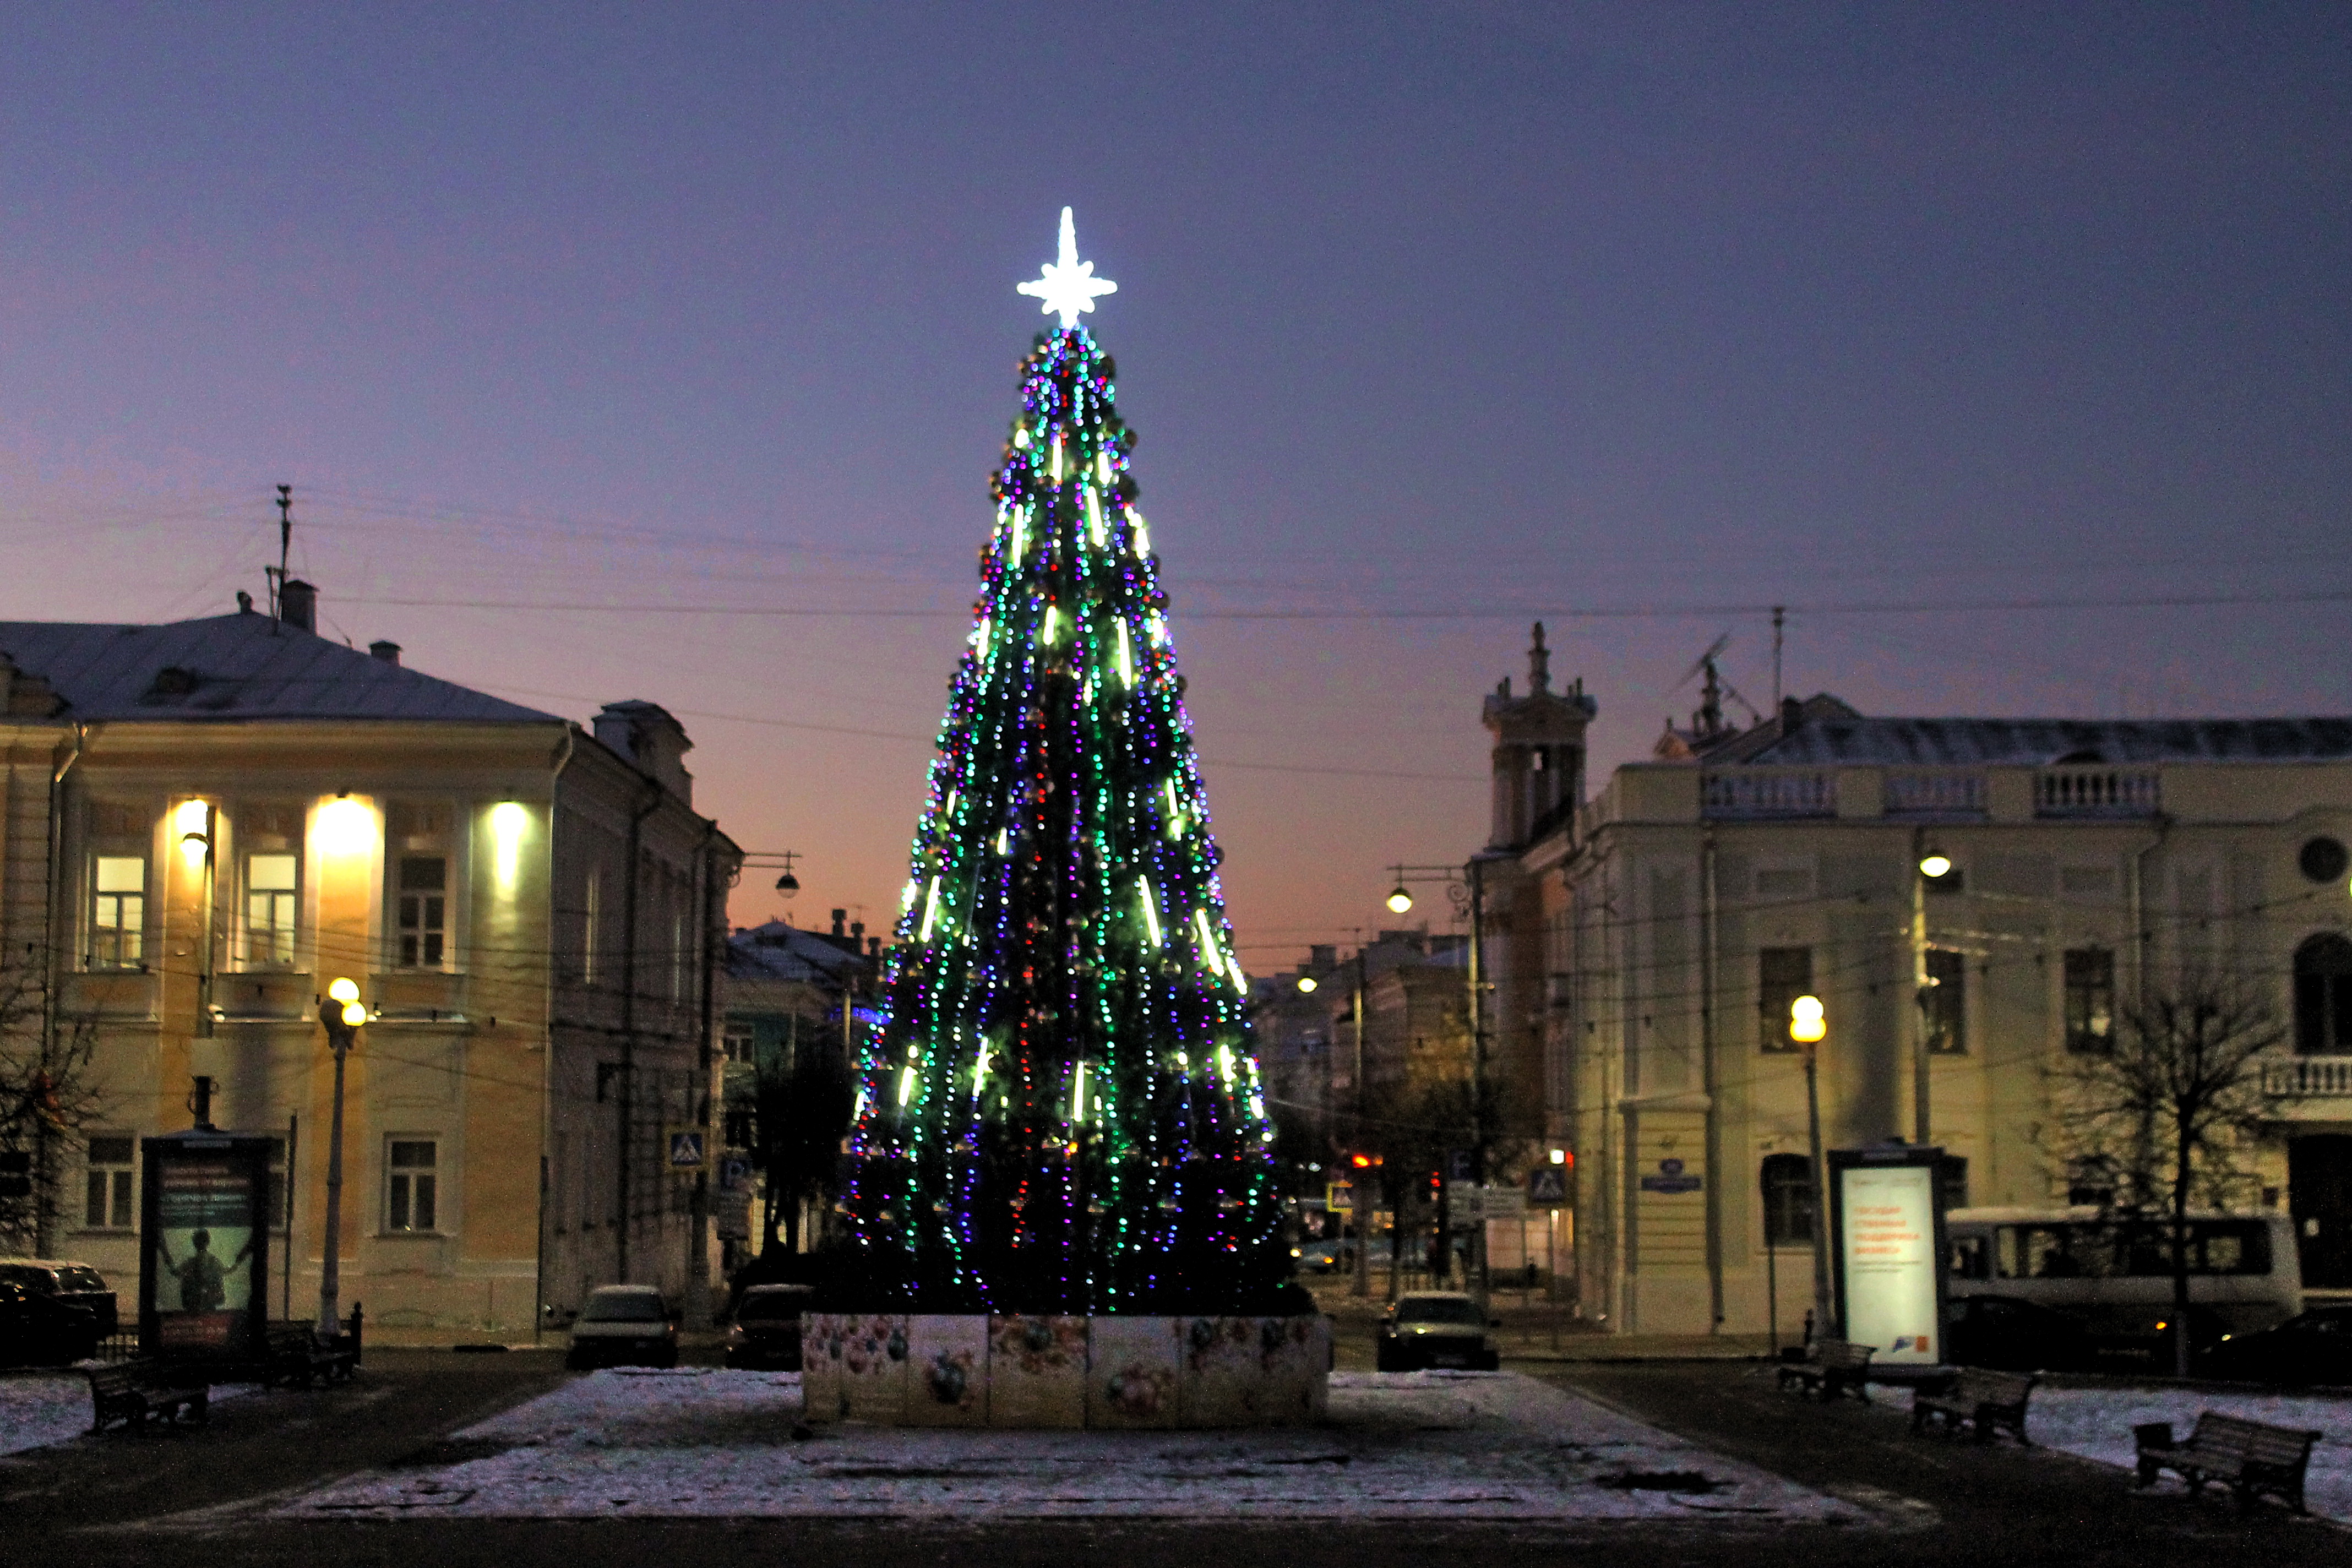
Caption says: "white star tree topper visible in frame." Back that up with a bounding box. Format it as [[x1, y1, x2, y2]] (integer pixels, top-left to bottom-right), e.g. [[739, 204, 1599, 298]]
[[1017, 207, 1117, 329]]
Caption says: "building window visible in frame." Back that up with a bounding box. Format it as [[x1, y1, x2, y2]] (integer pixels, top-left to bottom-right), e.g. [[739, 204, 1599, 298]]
[[2064, 947, 2116, 1055], [1761, 1152, 1815, 1246], [89, 856, 147, 969], [396, 857, 448, 968], [85, 1135, 134, 1230], [582, 867, 601, 984], [1758, 947, 1812, 1053], [1923, 948, 1967, 1054], [2294, 933, 2352, 1054], [723, 1027, 753, 1065], [386, 1140, 438, 1232], [243, 852, 300, 967]]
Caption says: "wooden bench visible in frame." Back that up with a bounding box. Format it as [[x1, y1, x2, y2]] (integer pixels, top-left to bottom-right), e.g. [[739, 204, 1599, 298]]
[[1911, 1367, 2036, 1444], [1776, 1338, 1876, 1402], [85, 1358, 209, 1431], [2135, 1411, 2322, 1515], [264, 1319, 360, 1388]]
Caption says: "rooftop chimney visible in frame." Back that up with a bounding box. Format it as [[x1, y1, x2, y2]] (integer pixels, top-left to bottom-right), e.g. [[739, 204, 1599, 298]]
[[369, 640, 401, 666], [1780, 695, 1804, 731], [279, 579, 317, 633], [831, 908, 847, 938]]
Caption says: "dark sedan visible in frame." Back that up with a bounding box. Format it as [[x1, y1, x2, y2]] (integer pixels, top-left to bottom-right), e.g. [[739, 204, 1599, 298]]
[[1943, 1294, 2095, 1372], [0, 1260, 117, 1337], [725, 1283, 813, 1370], [1376, 1292, 1501, 1371], [0, 1278, 100, 1366], [2197, 1304, 2352, 1387]]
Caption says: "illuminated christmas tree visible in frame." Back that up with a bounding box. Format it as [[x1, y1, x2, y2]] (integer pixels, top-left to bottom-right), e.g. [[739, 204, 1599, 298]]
[[841, 211, 1284, 1314]]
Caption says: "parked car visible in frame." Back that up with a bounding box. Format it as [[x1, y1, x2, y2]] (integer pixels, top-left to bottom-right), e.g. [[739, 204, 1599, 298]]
[[1375, 1291, 1500, 1371], [2197, 1304, 2352, 1387], [726, 1283, 813, 1370], [1941, 1294, 2095, 1372], [0, 1259, 118, 1337], [565, 1285, 679, 1370], [0, 1278, 99, 1366]]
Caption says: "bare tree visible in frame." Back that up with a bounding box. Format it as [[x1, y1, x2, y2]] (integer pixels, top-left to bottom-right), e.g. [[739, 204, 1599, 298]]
[[0, 944, 107, 1256], [2041, 968, 2291, 1377]]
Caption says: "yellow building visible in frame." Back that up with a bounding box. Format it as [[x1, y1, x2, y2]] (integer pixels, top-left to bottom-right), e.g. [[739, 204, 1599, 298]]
[[1474, 634, 2352, 1335], [0, 586, 740, 1340]]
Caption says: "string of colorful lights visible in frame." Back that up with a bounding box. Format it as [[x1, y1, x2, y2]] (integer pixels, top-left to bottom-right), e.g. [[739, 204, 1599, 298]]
[[838, 222, 1285, 1314]]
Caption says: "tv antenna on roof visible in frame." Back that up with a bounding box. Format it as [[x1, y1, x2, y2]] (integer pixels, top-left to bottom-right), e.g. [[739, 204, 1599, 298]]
[[1673, 633, 1759, 739], [266, 484, 293, 620]]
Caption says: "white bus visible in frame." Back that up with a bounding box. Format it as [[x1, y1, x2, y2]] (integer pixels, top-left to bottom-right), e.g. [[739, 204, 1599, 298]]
[[1945, 1206, 2302, 1356]]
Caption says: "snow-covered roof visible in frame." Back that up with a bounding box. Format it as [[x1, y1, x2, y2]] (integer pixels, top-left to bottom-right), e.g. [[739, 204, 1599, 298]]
[[1701, 699, 2352, 768], [726, 922, 865, 986], [0, 612, 560, 725]]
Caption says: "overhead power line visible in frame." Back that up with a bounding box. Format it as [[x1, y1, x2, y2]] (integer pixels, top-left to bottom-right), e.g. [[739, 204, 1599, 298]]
[[340, 586, 2352, 622]]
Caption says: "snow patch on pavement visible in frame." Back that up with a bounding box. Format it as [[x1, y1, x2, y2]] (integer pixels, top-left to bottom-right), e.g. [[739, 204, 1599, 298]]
[[2026, 1385, 2352, 1523], [276, 1367, 1870, 1522], [0, 1370, 255, 1456]]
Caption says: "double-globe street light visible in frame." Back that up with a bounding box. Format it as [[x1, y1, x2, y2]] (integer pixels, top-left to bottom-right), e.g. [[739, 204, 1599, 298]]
[[316, 977, 367, 1342]]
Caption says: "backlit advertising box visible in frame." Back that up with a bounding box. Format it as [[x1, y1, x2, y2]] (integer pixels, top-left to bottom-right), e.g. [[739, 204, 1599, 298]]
[[140, 1131, 273, 1364], [1828, 1144, 1947, 1366]]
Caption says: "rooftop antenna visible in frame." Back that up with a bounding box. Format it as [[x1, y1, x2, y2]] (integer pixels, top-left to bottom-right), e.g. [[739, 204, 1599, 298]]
[[1771, 605, 1785, 711], [1673, 634, 1758, 737], [266, 484, 293, 621]]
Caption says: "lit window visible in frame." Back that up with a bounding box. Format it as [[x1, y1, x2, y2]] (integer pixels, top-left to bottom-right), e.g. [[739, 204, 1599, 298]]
[[386, 1140, 437, 1232], [244, 853, 300, 967], [1924, 948, 1967, 1054], [85, 1136, 135, 1230], [1757, 947, 1811, 1053], [396, 857, 447, 968], [2064, 948, 2115, 1055], [89, 857, 147, 970]]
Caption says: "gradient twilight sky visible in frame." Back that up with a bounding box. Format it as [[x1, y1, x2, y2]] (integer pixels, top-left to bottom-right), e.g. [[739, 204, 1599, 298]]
[[2, 4, 2346, 962]]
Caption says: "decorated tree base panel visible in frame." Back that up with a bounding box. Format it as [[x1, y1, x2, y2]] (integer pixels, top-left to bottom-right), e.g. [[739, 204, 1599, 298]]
[[802, 1313, 1332, 1429]]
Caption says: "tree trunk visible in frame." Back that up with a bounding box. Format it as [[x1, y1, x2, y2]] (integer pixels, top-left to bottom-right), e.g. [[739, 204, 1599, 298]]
[[2172, 1125, 2194, 1380]]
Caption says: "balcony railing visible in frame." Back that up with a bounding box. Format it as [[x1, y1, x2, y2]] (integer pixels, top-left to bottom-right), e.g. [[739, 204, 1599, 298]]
[[1702, 770, 1836, 820], [2264, 1057, 2352, 1098], [1885, 770, 1986, 818], [2035, 767, 2160, 818]]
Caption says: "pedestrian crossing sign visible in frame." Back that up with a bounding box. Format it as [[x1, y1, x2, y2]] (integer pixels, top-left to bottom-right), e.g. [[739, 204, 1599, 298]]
[[667, 1130, 705, 1169]]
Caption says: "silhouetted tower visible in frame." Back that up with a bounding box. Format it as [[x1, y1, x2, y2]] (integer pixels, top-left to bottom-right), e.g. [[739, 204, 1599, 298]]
[[1482, 622, 1597, 852]]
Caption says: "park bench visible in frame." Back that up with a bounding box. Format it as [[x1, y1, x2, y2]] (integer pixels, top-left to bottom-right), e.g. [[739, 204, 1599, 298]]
[[264, 1310, 362, 1388], [2134, 1411, 2322, 1515], [1776, 1338, 1875, 1402], [1910, 1367, 2036, 1444], [85, 1358, 209, 1431]]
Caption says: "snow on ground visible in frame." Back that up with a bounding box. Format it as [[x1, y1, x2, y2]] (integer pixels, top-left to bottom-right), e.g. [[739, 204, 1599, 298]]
[[277, 1367, 1870, 1523], [0, 1370, 255, 1455], [1, 1373, 99, 1455], [2024, 1385, 2352, 1523]]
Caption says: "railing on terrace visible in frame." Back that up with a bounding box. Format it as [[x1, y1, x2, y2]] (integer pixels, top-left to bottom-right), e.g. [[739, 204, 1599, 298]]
[[1702, 770, 1836, 819], [1885, 771, 1986, 818], [2264, 1057, 2352, 1098], [2035, 767, 2161, 818]]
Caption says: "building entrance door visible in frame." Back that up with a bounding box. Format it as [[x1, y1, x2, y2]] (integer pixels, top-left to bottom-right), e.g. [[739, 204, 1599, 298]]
[[2289, 1134, 2352, 1290]]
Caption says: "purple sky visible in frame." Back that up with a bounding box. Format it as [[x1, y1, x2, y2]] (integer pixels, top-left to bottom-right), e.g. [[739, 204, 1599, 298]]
[[2, 4, 2346, 963]]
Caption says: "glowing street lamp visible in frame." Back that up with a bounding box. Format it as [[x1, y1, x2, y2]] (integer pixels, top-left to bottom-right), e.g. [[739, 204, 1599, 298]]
[[1295, 974, 1318, 994], [1790, 994, 1834, 1340], [316, 976, 367, 1342], [1386, 885, 1413, 915], [1917, 852, 1952, 880]]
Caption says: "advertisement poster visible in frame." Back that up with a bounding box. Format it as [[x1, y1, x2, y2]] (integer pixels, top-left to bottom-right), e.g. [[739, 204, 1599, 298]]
[[1835, 1159, 1941, 1364], [141, 1136, 270, 1359]]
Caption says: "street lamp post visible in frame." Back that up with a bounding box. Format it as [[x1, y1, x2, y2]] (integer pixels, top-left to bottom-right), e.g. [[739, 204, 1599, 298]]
[[316, 977, 366, 1342], [1790, 994, 1834, 1342], [1384, 862, 1490, 1299]]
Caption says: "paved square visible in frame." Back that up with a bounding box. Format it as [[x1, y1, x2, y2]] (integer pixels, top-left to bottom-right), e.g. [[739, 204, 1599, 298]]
[[275, 1368, 1868, 1522]]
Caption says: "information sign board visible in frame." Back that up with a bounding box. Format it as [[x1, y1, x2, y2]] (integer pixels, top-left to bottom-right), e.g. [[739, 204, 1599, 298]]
[[1828, 1144, 1948, 1365], [139, 1132, 273, 1364]]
